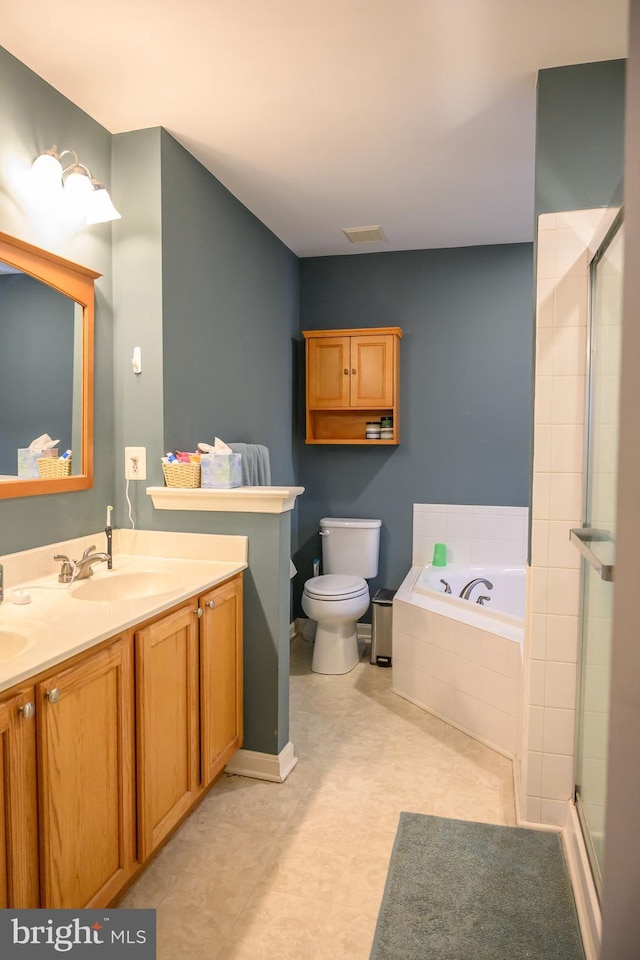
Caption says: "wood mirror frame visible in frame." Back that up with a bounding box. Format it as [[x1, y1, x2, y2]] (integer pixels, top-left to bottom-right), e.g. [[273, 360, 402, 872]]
[[0, 231, 100, 500]]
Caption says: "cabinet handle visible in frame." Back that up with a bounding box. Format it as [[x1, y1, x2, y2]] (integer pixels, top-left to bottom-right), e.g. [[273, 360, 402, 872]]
[[352, 368, 356, 374], [343, 368, 348, 375], [195, 607, 203, 618], [19, 702, 35, 719], [46, 688, 61, 704], [206, 600, 215, 609]]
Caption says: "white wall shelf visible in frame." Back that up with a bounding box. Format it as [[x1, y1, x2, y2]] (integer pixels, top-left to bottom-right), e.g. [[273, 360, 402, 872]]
[[146, 485, 304, 514]]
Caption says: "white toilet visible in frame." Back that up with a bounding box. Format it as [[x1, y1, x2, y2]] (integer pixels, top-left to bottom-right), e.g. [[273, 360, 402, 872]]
[[302, 517, 381, 675]]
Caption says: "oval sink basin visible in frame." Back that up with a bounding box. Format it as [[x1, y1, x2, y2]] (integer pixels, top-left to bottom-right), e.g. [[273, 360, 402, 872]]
[[0, 629, 30, 661], [70, 571, 180, 602]]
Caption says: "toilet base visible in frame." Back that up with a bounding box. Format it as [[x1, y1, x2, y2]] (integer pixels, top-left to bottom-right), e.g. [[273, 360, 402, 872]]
[[312, 620, 360, 675]]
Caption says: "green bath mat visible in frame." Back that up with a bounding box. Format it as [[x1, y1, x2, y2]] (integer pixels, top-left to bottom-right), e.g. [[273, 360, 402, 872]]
[[370, 813, 585, 960]]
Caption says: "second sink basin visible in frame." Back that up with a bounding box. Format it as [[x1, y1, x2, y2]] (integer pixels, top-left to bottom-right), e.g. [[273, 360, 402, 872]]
[[0, 622, 47, 663], [70, 571, 180, 603], [0, 629, 30, 661]]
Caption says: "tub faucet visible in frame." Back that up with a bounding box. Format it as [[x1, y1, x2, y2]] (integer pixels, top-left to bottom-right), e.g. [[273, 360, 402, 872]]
[[459, 578, 493, 601]]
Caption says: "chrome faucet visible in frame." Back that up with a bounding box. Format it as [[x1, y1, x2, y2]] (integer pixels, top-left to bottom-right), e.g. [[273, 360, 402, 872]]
[[459, 577, 493, 601]]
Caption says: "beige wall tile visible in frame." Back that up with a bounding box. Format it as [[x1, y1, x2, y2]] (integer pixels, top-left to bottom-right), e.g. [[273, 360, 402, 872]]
[[544, 660, 578, 710], [554, 275, 588, 327], [551, 423, 584, 472], [547, 567, 580, 617]]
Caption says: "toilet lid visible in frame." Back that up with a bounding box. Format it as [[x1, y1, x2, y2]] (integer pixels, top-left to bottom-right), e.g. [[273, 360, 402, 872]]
[[304, 575, 368, 600]]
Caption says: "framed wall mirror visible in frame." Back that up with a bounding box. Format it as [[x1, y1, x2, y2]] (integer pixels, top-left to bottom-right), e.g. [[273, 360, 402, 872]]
[[0, 231, 100, 500]]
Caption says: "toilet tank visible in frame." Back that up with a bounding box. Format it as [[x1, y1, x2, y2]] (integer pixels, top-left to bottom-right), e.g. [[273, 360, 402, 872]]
[[320, 518, 381, 578]]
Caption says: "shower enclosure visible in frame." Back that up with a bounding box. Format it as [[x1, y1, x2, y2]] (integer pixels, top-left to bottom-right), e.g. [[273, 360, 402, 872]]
[[571, 212, 624, 896]]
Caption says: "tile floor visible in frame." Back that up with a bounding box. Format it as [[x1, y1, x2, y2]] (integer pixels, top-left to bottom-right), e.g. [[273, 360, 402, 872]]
[[119, 635, 517, 959]]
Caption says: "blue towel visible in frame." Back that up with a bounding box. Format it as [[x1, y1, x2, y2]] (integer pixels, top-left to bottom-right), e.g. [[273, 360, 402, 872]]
[[228, 443, 271, 485]]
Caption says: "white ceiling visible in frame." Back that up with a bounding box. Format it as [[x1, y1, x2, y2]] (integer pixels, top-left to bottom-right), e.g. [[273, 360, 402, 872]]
[[1, 1, 629, 257]]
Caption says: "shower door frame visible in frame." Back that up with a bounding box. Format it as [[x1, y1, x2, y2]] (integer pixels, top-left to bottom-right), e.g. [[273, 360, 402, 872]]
[[573, 207, 624, 900]]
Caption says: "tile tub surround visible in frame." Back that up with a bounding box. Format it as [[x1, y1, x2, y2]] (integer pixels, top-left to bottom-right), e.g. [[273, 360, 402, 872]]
[[392, 582, 522, 760], [118, 636, 517, 960], [413, 503, 529, 567], [524, 208, 617, 829]]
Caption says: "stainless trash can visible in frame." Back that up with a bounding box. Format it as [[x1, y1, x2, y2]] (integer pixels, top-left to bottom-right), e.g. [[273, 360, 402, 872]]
[[370, 587, 396, 666]]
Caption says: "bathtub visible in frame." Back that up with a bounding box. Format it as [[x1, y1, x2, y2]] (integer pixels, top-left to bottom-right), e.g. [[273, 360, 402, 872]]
[[412, 563, 525, 642], [392, 563, 524, 758]]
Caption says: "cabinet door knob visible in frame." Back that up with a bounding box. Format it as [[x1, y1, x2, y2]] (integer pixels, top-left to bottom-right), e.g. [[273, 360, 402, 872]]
[[46, 688, 61, 704], [206, 600, 215, 609], [196, 607, 203, 618], [343, 368, 348, 375], [19, 702, 35, 719], [352, 368, 356, 374]]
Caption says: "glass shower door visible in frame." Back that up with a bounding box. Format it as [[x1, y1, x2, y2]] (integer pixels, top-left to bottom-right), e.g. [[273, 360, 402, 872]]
[[573, 214, 624, 896]]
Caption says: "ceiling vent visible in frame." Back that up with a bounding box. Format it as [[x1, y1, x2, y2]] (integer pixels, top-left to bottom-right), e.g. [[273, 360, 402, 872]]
[[342, 225, 386, 244]]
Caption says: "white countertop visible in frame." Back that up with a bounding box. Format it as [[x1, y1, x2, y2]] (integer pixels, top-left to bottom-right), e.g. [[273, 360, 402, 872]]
[[0, 553, 246, 694]]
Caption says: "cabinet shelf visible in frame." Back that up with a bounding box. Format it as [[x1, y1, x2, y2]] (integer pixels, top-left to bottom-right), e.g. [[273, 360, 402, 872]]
[[303, 327, 402, 445]]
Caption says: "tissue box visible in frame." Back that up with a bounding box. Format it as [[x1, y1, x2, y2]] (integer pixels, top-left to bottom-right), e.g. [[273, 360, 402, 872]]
[[17, 448, 58, 478], [200, 453, 242, 488]]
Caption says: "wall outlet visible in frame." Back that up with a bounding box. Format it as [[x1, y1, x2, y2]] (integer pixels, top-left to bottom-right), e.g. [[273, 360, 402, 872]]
[[125, 446, 147, 480]]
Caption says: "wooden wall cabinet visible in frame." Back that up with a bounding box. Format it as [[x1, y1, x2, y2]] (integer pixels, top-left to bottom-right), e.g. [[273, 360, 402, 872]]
[[303, 326, 402, 444], [0, 570, 244, 908]]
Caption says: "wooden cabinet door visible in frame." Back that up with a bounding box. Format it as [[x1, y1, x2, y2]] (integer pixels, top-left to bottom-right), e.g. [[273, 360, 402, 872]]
[[350, 334, 395, 407], [36, 638, 135, 908], [0, 687, 39, 908], [136, 603, 200, 860], [200, 575, 244, 789], [307, 336, 351, 408]]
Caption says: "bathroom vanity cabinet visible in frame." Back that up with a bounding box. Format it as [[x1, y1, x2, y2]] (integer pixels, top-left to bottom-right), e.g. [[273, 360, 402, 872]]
[[303, 326, 402, 443], [0, 570, 243, 909], [0, 638, 135, 910], [136, 572, 243, 859]]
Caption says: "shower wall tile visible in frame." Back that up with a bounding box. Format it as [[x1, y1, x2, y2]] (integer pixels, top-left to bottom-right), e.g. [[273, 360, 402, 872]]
[[524, 207, 615, 826]]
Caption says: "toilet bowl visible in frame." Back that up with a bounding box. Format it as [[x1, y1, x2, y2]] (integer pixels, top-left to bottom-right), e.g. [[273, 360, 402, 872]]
[[302, 574, 370, 674]]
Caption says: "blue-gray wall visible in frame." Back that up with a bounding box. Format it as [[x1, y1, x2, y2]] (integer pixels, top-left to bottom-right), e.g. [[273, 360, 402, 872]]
[[536, 59, 626, 215], [161, 130, 299, 484], [111, 128, 299, 755], [0, 45, 114, 553], [296, 243, 534, 604], [0, 274, 74, 474]]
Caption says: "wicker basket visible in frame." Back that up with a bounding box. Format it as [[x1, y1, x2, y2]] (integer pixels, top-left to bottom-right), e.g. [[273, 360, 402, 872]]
[[37, 457, 72, 479], [162, 462, 201, 488]]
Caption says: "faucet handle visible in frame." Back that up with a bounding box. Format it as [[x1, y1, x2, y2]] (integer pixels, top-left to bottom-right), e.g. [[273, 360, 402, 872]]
[[54, 554, 76, 584], [81, 544, 97, 560]]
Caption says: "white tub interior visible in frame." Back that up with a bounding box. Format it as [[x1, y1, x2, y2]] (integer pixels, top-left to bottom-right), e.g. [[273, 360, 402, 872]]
[[416, 564, 526, 620]]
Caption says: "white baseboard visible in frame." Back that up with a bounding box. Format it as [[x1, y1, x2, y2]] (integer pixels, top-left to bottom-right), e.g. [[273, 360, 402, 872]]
[[225, 740, 299, 783], [290, 620, 297, 640], [357, 623, 372, 641], [563, 802, 601, 960]]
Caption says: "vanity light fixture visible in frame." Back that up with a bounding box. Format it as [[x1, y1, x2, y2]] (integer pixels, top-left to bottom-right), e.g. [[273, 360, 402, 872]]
[[31, 145, 121, 224]]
